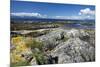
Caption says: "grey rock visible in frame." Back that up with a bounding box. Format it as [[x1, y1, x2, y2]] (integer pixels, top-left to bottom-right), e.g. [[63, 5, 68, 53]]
[[30, 57, 37, 65], [51, 37, 95, 63], [36, 28, 95, 64], [37, 28, 66, 50]]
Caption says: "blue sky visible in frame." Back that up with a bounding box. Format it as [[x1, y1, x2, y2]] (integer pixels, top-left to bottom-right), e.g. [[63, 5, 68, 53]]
[[11, 0, 95, 20]]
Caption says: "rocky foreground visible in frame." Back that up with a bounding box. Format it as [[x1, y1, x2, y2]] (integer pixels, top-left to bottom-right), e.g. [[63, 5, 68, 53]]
[[10, 28, 95, 66]]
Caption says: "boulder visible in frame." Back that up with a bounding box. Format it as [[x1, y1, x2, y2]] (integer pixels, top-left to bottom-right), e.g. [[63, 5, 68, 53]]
[[51, 38, 95, 63], [36, 28, 95, 64]]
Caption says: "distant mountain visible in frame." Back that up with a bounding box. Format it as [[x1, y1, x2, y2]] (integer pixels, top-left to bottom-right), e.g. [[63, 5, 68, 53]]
[[11, 16, 95, 23]]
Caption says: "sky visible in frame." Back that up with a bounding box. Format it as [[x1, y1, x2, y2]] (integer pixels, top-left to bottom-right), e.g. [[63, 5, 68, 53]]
[[11, 0, 95, 20]]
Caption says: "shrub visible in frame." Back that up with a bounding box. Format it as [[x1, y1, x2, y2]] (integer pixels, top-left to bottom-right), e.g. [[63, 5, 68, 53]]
[[34, 51, 46, 65], [10, 60, 30, 67], [25, 38, 44, 50], [11, 36, 44, 66], [11, 36, 25, 46]]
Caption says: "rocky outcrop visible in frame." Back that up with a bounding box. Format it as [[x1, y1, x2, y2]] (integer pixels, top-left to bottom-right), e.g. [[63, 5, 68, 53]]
[[37, 28, 65, 51], [51, 38, 95, 63], [11, 28, 95, 66], [36, 28, 95, 64]]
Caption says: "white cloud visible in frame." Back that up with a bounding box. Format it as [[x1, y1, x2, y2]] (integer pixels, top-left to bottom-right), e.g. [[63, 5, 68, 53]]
[[79, 8, 95, 16], [11, 12, 47, 18], [54, 16, 84, 20], [53, 15, 94, 20]]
